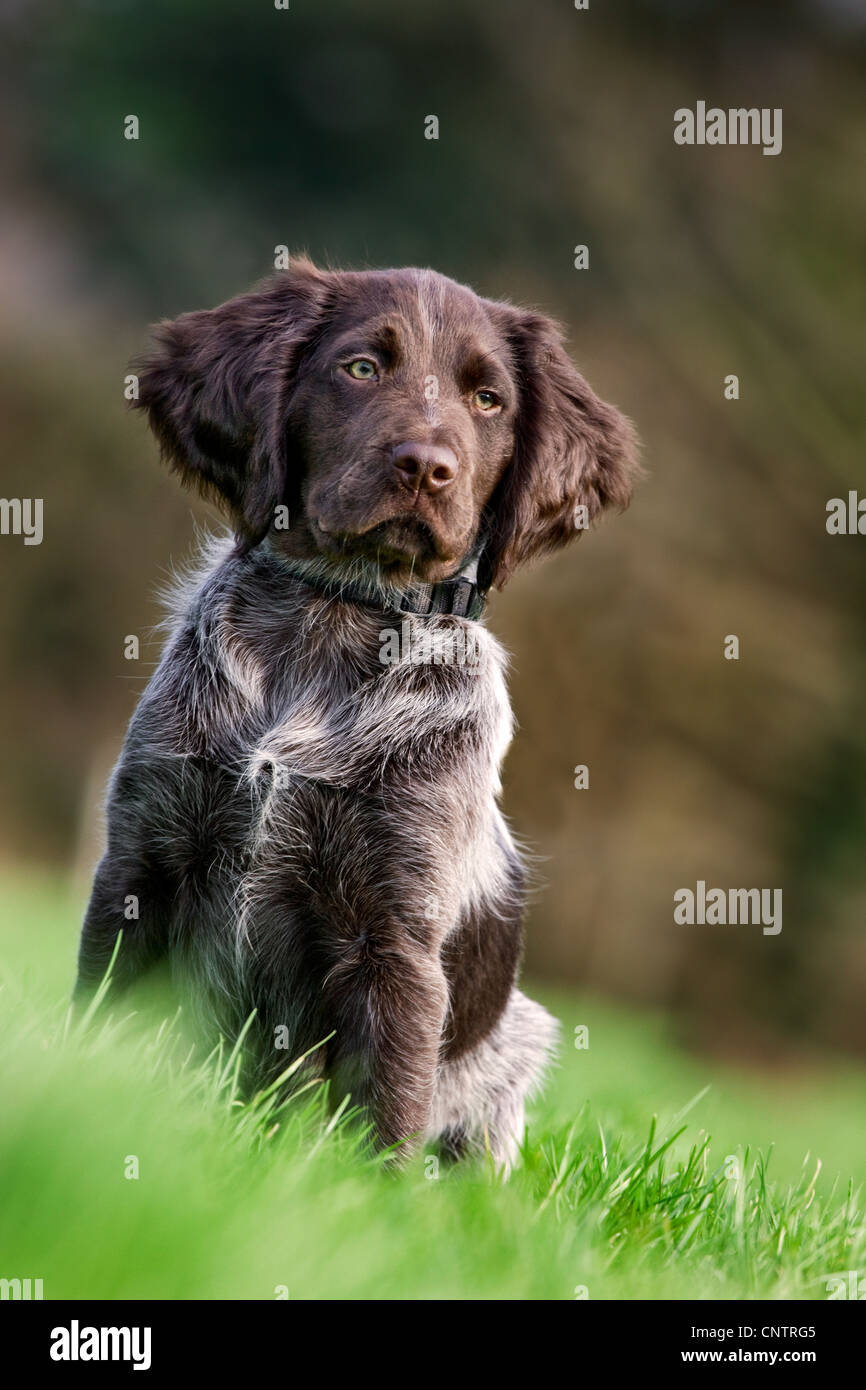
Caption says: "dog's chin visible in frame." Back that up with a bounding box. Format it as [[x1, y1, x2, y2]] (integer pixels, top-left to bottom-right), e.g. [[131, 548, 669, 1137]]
[[316, 515, 460, 581]]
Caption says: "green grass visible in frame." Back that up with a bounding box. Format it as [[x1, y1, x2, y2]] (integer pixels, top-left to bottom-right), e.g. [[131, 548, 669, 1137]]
[[1, 869, 865, 1300]]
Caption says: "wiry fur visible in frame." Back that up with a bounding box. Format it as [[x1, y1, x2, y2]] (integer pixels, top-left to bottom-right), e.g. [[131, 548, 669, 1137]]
[[77, 261, 638, 1167]]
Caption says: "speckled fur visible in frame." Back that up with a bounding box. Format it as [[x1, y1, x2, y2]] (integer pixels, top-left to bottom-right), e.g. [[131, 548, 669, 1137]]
[[76, 263, 638, 1165]]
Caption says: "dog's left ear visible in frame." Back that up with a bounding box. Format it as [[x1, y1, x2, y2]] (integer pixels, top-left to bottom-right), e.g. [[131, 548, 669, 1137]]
[[481, 304, 640, 588], [134, 259, 332, 548]]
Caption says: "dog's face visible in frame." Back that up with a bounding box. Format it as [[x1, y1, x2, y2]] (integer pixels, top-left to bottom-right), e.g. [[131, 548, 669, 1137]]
[[137, 260, 638, 587], [287, 270, 519, 581]]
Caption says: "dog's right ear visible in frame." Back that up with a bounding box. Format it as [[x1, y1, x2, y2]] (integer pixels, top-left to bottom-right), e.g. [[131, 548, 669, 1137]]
[[134, 259, 332, 548]]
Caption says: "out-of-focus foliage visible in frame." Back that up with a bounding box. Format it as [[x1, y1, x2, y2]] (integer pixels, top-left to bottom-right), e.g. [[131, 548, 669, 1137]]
[[0, 0, 864, 1054]]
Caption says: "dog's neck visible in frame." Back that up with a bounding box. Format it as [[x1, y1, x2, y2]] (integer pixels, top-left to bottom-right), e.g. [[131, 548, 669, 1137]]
[[261, 536, 488, 621]]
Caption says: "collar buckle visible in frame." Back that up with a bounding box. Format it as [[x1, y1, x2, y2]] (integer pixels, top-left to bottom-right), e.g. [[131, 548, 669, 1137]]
[[446, 577, 475, 618]]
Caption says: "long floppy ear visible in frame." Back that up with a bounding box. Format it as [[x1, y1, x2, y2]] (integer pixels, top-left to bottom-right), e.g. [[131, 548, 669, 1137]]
[[134, 259, 331, 548], [481, 305, 640, 588]]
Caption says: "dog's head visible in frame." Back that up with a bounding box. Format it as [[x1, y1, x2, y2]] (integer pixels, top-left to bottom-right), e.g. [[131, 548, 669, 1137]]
[[136, 259, 639, 587]]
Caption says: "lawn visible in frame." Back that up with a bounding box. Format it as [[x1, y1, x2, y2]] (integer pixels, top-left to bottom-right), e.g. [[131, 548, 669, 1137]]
[[1, 869, 864, 1300]]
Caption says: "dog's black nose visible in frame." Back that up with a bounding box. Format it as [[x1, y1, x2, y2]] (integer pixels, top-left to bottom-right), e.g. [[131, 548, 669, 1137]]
[[391, 441, 458, 493]]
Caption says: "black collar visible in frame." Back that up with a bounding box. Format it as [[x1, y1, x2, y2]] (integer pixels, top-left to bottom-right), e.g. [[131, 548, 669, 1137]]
[[266, 544, 489, 621], [315, 569, 486, 620]]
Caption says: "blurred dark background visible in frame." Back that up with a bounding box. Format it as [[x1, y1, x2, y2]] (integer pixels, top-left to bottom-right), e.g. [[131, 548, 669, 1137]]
[[1, 0, 864, 1059]]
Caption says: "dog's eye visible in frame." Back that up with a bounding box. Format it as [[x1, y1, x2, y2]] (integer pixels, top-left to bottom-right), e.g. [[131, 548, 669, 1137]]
[[345, 358, 378, 381], [472, 389, 501, 413]]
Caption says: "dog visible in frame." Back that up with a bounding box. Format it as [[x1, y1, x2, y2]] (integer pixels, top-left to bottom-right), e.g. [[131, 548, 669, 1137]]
[[76, 260, 638, 1168]]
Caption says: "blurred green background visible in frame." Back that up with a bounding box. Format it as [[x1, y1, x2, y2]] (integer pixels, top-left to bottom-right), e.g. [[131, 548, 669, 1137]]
[[1, 0, 864, 1065]]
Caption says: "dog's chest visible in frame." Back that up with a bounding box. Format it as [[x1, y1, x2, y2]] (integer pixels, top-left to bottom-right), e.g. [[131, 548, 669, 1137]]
[[237, 616, 515, 907], [248, 614, 513, 793]]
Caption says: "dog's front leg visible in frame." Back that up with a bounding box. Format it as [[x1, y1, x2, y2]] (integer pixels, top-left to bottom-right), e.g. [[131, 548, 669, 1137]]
[[75, 851, 170, 1006], [323, 935, 449, 1159]]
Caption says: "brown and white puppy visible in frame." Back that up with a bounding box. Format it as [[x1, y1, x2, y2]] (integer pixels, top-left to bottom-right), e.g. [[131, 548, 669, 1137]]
[[76, 260, 638, 1167]]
